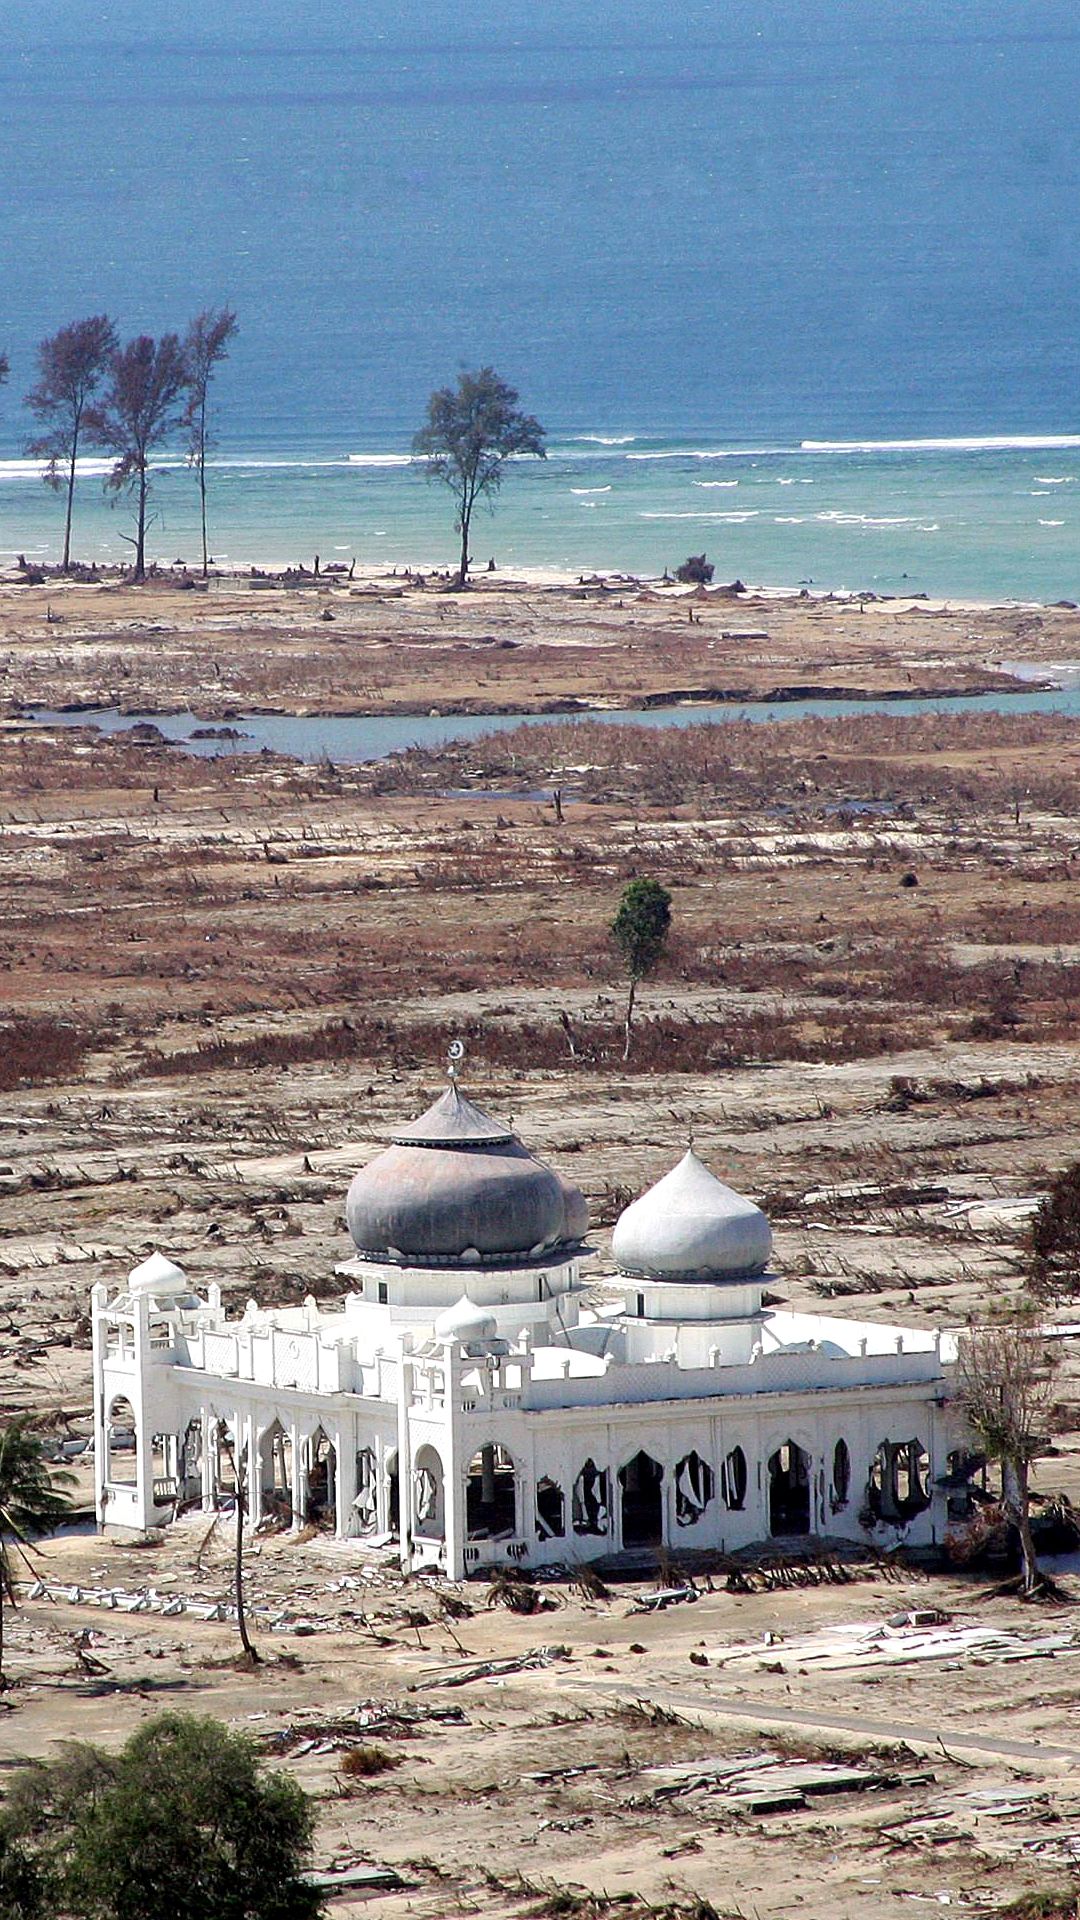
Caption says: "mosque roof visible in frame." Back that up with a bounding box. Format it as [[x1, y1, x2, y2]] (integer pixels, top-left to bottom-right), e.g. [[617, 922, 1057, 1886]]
[[346, 1082, 589, 1267], [611, 1149, 772, 1282]]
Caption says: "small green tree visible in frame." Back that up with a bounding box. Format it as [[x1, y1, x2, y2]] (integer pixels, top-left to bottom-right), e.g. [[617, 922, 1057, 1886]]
[[0, 1826, 46, 1920], [956, 1318, 1059, 1596], [0, 1419, 73, 1687], [412, 366, 545, 587], [1029, 1162, 1080, 1303], [610, 878, 672, 1060], [3, 1713, 323, 1920]]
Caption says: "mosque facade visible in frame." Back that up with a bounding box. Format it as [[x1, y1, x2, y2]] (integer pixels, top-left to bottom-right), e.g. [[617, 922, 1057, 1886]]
[[91, 1079, 963, 1576]]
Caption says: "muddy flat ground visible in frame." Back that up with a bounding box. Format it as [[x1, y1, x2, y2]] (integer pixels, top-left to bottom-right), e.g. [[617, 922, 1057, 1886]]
[[5, 574, 1080, 1916], [0, 568, 1072, 715]]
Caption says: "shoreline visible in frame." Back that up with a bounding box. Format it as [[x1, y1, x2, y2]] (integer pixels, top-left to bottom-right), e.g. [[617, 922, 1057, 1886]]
[[1, 554, 1072, 618], [3, 568, 1079, 733]]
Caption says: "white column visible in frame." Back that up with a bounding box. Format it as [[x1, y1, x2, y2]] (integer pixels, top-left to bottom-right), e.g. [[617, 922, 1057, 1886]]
[[289, 1421, 304, 1531], [335, 1422, 355, 1539], [200, 1408, 214, 1510]]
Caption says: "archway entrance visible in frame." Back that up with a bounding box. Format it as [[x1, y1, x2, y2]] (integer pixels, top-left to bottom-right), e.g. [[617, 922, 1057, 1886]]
[[354, 1447, 377, 1533], [106, 1396, 137, 1485], [466, 1444, 516, 1540], [306, 1428, 336, 1524], [258, 1420, 293, 1524], [768, 1440, 812, 1535], [619, 1450, 664, 1548]]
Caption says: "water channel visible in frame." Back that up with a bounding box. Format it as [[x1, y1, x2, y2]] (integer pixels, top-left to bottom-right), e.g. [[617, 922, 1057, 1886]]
[[27, 678, 1080, 766]]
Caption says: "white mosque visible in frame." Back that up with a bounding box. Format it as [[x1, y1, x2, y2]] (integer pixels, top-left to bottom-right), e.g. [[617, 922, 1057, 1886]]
[[91, 1072, 962, 1576]]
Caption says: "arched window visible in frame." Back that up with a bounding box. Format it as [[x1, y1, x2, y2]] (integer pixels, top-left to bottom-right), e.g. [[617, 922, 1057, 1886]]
[[413, 1444, 445, 1540], [536, 1477, 566, 1540], [721, 1445, 748, 1511], [867, 1439, 931, 1523], [768, 1439, 812, 1536], [354, 1447, 377, 1531], [831, 1438, 851, 1510], [572, 1459, 610, 1537], [675, 1451, 714, 1527]]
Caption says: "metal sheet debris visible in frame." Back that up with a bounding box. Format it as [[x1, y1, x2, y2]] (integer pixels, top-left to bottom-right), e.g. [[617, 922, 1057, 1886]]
[[704, 1615, 1080, 1674]]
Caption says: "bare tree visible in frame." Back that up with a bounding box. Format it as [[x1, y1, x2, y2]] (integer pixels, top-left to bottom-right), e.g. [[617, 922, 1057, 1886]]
[[216, 1420, 260, 1665], [412, 366, 545, 587], [87, 333, 189, 580], [183, 307, 238, 577], [956, 1318, 1059, 1595], [24, 315, 117, 570]]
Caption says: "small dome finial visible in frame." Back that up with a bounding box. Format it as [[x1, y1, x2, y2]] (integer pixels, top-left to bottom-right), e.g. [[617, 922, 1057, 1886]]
[[447, 1037, 465, 1085]]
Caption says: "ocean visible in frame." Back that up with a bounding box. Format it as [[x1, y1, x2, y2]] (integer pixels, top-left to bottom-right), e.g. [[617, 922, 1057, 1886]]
[[1, 0, 1079, 597]]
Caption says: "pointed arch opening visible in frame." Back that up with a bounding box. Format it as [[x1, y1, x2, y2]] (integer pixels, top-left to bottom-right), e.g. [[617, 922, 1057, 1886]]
[[305, 1427, 336, 1524], [768, 1439, 812, 1536], [536, 1476, 566, 1540], [106, 1396, 137, 1486], [413, 1444, 445, 1541], [572, 1459, 610, 1537], [354, 1446, 378, 1533], [258, 1419, 293, 1524], [466, 1443, 517, 1540], [720, 1445, 748, 1511], [619, 1450, 664, 1548], [675, 1451, 714, 1527]]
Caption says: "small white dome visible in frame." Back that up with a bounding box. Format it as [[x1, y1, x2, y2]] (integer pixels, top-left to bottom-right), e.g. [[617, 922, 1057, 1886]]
[[612, 1151, 772, 1281], [433, 1295, 499, 1344], [128, 1252, 189, 1296]]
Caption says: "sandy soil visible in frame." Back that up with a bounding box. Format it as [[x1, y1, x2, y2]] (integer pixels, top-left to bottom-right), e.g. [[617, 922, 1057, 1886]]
[[0, 569, 1074, 715], [5, 574, 1080, 1915]]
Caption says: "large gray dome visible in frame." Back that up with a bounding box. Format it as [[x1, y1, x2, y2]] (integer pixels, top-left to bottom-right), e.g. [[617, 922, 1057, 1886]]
[[612, 1150, 772, 1281], [345, 1085, 589, 1266]]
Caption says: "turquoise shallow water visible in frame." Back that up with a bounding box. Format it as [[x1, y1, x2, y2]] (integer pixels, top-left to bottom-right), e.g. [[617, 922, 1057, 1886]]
[[3, 437, 1080, 600], [2, 2, 1079, 594]]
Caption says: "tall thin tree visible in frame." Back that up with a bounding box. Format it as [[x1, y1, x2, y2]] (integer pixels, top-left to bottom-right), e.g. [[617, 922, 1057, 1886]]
[[0, 1419, 72, 1687], [87, 333, 189, 581], [183, 307, 238, 577], [413, 366, 545, 587], [24, 315, 117, 570], [216, 1420, 260, 1665], [610, 877, 673, 1060]]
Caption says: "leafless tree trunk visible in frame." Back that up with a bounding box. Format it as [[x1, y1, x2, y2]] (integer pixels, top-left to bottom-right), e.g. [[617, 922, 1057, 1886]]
[[623, 975, 637, 1062], [218, 1422, 260, 1664], [956, 1319, 1058, 1597]]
